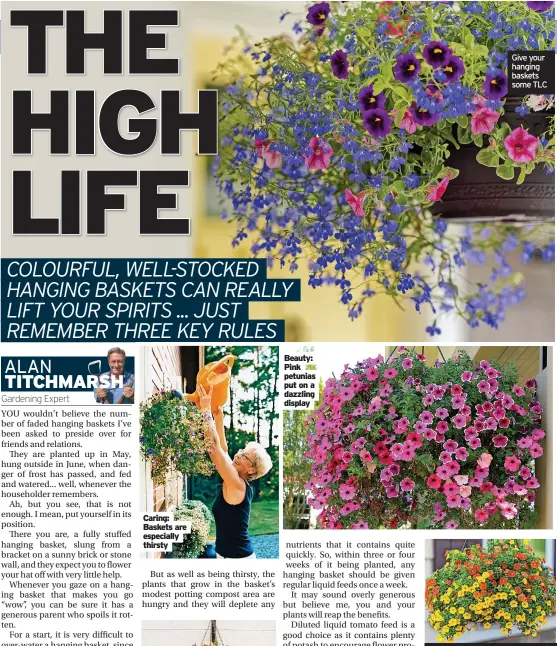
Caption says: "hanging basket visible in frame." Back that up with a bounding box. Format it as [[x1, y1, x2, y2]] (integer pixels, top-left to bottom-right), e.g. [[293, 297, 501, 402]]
[[432, 97, 555, 223]]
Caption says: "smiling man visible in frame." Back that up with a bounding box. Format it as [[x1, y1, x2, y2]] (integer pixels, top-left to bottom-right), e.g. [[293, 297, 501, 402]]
[[94, 347, 134, 404]]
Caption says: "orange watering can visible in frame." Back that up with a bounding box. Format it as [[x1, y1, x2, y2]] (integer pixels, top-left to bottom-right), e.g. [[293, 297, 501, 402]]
[[185, 355, 235, 411]]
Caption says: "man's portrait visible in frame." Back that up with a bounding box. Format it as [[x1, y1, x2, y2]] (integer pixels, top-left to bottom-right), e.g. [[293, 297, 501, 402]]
[[94, 347, 135, 404]]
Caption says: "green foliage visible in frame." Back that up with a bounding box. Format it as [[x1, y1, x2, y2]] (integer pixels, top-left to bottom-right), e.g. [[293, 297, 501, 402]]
[[283, 381, 323, 529], [140, 390, 214, 485], [167, 502, 211, 559]]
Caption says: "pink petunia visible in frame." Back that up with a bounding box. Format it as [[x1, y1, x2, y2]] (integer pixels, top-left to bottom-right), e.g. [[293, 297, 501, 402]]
[[443, 439, 459, 454], [492, 434, 508, 448], [452, 414, 467, 429], [474, 508, 489, 523], [402, 358, 413, 370], [400, 477, 415, 492], [419, 411, 434, 425], [471, 107, 500, 134], [445, 520, 458, 529], [427, 474, 442, 489], [345, 188, 367, 217], [504, 127, 539, 164], [477, 452, 493, 469], [339, 483, 357, 500], [425, 176, 450, 202], [352, 520, 369, 529], [436, 421, 449, 433], [400, 109, 418, 134], [384, 368, 398, 379], [525, 477, 540, 489], [455, 447, 469, 461], [504, 455, 521, 472], [304, 137, 333, 170], [530, 443, 543, 458], [532, 428, 545, 441], [255, 138, 282, 168], [461, 371, 473, 382], [459, 485, 472, 498], [435, 407, 449, 419], [468, 437, 481, 449], [359, 449, 373, 462]]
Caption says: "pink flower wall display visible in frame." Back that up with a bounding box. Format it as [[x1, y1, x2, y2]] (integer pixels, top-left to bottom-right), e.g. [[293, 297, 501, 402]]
[[304, 348, 545, 529]]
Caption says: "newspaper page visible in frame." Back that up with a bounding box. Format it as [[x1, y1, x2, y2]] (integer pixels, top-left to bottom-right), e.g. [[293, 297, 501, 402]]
[[0, 4, 555, 646]]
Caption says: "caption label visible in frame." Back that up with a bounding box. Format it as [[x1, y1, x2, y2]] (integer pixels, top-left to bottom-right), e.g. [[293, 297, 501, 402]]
[[282, 348, 318, 409], [142, 512, 192, 552], [508, 51, 555, 95]]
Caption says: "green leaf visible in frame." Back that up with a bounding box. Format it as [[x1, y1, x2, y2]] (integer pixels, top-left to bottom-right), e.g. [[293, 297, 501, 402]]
[[464, 33, 475, 49], [417, 518, 431, 529], [457, 125, 472, 145], [391, 85, 410, 100], [356, 26, 371, 39], [457, 115, 469, 128], [472, 133, 484, 147], [474, 44, 489, 58], [517, 166, 527, 185], [373, 78, 388, 93], [499, 122, 512, 138], [379, 61, 394, 80], [476, 148, 500, 167], [496, 163, 514, 180]]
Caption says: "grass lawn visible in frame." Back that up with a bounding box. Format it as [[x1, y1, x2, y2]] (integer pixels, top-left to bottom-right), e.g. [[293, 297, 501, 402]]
[[209, 499, 279, 538]]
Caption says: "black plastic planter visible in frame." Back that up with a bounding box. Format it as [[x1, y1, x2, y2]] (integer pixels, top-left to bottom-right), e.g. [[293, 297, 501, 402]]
[[432, 97, 555, 223]]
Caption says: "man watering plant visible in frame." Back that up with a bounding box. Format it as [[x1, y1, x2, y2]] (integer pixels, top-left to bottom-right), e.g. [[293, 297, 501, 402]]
[[94, 347, 135, 404]]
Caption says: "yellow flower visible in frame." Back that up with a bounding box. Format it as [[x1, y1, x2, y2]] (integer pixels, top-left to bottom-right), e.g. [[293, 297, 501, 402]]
[[458, 607, 465, 615], [464, 613, 471, 620], [510, 600, 518, 608], [449, 607, 457, 615], [442, 626, 450, 635], [522, 601, 529, 608], [483, 623, 491, 629], [448, 618, 459, 627]]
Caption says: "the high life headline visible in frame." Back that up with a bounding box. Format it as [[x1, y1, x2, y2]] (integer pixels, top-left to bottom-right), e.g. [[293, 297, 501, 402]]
[[10, 9, 218, 235]]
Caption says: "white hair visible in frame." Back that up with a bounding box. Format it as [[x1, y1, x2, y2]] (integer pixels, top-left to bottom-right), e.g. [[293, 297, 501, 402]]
[[244, 442, 273, 480]]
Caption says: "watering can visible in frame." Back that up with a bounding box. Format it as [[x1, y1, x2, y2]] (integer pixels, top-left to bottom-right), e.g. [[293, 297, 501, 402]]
[[185, 355, 235, 411]]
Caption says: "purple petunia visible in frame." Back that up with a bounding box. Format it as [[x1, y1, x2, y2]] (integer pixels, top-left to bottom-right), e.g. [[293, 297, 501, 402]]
[[362, 108, 392, 137], [483, 70, 508, 100], [423, 41, 452, 68], [307, 2, 330, 26], [443, 55, 465, 82], [409, 102, 440, 126], [330, 50, 349, 79], [393, 53, 421, 83], [358, 84, 386, 112], [526, 1, 554, 11]]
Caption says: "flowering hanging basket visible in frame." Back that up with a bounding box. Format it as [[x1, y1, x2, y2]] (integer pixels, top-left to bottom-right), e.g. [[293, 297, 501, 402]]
[[304, 348, 545, 529], [214, 0, 555, 335], [426, 540, 556, 642], [140, 390, 214, 485]]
